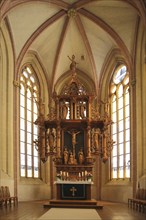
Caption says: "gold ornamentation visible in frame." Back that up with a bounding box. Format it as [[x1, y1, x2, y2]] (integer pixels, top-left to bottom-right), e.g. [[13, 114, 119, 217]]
[[13, 80, 20, 88], [34, 57, 114, 164], [47, 107, 56, 120], [67, 8, 77, 18]]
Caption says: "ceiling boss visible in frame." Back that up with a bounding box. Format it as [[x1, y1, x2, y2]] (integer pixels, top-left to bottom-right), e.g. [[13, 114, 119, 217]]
[[67, 8, 77, 18]]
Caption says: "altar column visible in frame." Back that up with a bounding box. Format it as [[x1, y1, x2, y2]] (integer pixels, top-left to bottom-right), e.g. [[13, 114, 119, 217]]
[[88, 97, 92, 119], [56, 124, 61, 158], [87, 125, 91, 157], [40, 127, 46, 162], [56, 98, 60, 120], [102, 131, 108, 163], [86, 125, 93, 164]]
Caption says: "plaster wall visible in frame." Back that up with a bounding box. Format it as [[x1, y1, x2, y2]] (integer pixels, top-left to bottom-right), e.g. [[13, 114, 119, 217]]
[[18, 181, 51, 201], [101, 185, 132, 203]]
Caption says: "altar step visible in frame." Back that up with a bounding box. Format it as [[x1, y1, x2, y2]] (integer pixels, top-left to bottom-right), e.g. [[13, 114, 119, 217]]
[[44, 199, 103, 209]]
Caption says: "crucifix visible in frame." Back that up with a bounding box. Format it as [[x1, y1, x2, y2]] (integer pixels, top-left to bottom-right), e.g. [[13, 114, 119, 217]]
[[67, 130, 80, 158], [70, 186, 77, 197]]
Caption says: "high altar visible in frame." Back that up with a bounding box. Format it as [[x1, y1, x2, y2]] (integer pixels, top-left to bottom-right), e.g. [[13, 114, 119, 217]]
[[34, 55, 114, 204]]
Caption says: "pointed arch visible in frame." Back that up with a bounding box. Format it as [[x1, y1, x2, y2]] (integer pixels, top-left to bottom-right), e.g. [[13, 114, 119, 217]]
[[109, 64, 130, 179]]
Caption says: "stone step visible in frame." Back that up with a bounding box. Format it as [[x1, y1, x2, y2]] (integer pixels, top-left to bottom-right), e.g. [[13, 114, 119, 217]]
[[44, 199, 103, 209], [49, 199, 97, 205]]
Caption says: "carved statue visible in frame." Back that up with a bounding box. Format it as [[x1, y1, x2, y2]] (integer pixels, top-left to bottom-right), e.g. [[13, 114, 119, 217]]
[[101, 100, 109, 113], [68, 130, 80, 146], [93, 128, 100, 151], [47, 128, 56, 153], [62, 102, 68, 119], [68, 152, 74, 164], [68, 54, 78, 72], [63, 147, 69, 164], [78, 148, 84, 164], [80, 103, 86, 119], [33, 97, 45, 126]]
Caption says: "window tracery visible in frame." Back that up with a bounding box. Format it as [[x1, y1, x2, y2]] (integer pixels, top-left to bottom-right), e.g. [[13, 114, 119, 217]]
[[19, 65, 40, 178], [110, 65, 130, 179]]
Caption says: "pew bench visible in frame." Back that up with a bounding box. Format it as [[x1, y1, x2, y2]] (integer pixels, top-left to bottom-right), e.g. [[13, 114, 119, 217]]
[[128, 188, 146, 213], [0, 186, 18, 207]]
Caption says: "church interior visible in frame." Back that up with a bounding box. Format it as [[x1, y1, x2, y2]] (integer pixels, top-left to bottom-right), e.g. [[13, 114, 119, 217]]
[[0, 0, 146, 219]]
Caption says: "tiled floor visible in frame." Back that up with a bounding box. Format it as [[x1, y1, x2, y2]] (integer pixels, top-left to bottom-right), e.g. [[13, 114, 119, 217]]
[[0, 200, 145, 220]]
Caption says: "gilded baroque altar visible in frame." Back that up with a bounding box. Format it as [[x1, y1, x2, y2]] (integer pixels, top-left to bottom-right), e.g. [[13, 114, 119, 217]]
[[34, 56, 114, 199]]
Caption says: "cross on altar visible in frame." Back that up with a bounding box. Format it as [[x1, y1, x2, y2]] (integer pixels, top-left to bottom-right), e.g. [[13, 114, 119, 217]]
[[70, 186, 77, 196]]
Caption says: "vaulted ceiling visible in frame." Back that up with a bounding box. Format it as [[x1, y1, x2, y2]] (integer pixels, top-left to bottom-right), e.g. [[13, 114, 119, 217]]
[[1, 0, 146, 93]]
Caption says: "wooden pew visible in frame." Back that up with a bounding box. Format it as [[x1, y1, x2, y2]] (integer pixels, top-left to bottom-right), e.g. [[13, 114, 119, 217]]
[[0, 186, 18, 207], [0, 187, 4, 206], [0, 186, 10, 206], [128, 188, 146, 213]]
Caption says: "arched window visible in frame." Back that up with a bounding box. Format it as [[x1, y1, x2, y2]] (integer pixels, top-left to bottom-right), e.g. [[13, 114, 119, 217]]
[[110, 65, 130, 179], [20, 65, 40, 178]]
